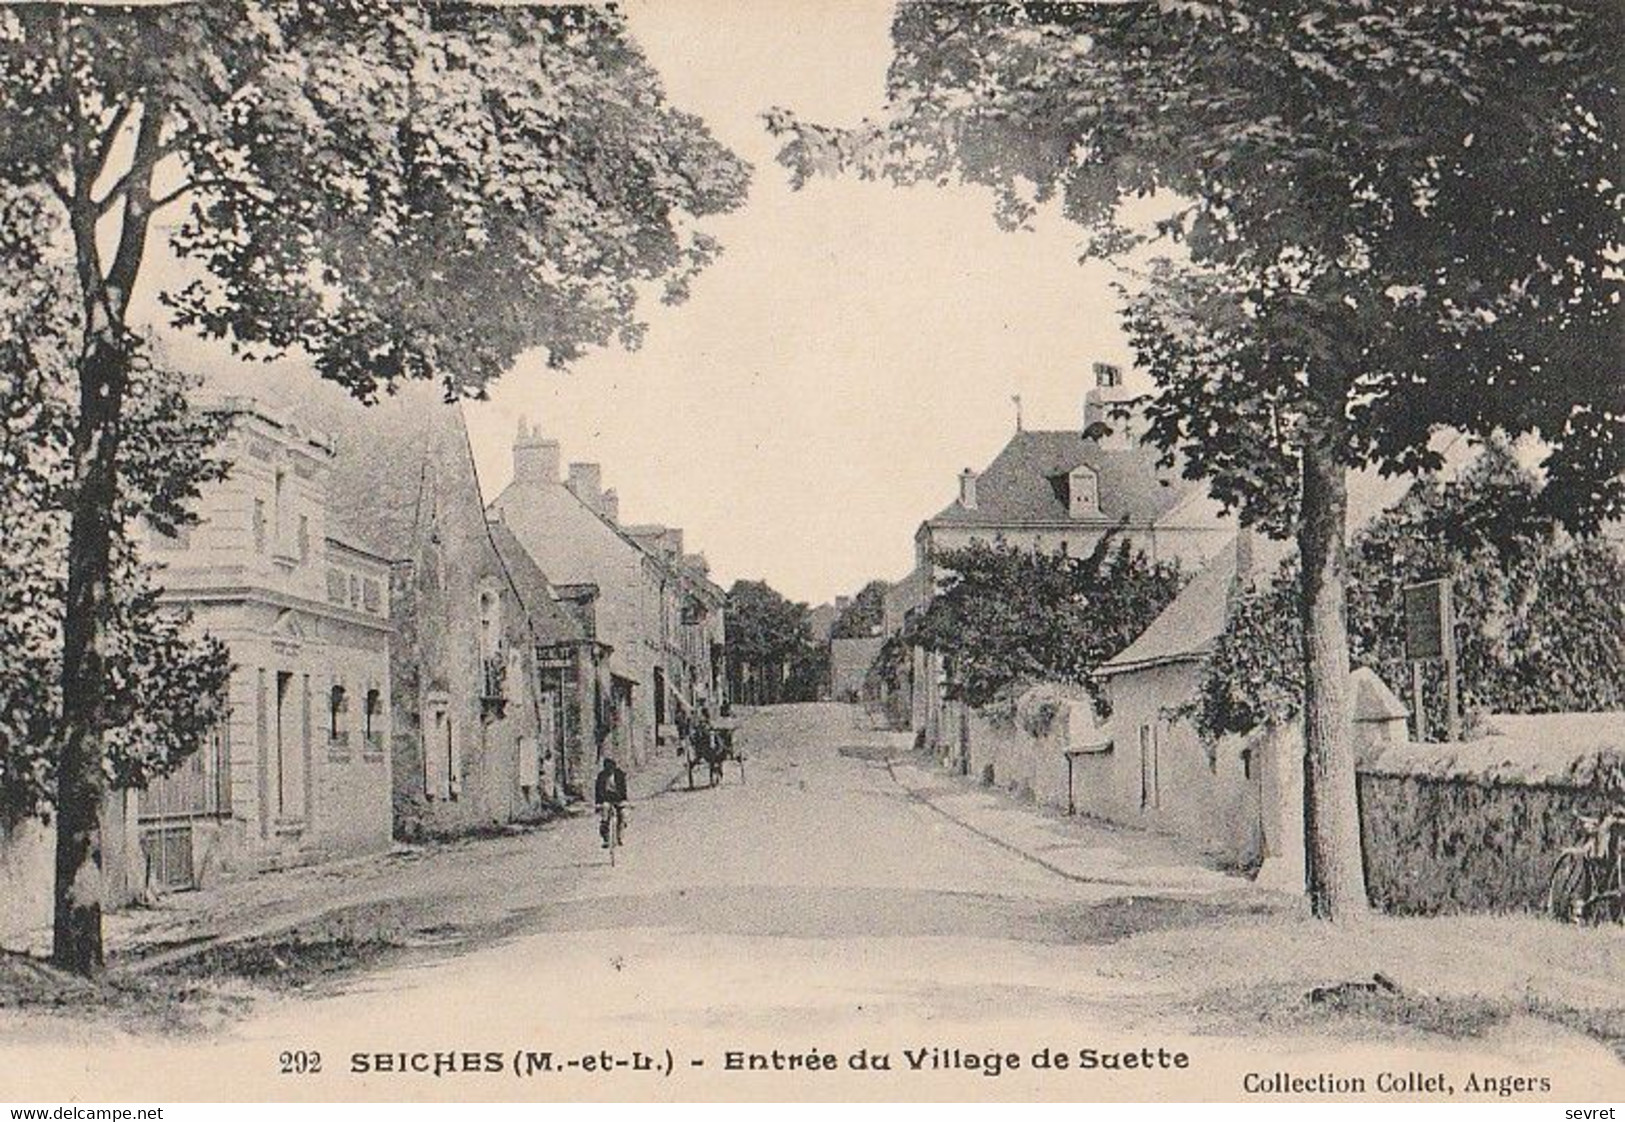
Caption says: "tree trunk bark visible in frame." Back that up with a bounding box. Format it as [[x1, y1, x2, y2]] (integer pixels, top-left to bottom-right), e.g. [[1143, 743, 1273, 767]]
[[51, 329, 131, 976], [1296, 430, 1368, 921]]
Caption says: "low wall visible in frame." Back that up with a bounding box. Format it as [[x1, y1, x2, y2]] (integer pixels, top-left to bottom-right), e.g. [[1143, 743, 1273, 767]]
[[1357, 739, 1625, 916]]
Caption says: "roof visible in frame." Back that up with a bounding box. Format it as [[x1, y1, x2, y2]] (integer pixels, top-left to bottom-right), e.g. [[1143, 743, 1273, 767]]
[[1097, 532, 1294, 676], [928, 430, 1192, 528], [486, 520, 586, 646]]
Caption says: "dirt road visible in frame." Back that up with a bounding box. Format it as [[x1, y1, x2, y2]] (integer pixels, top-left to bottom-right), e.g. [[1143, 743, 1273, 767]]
[[3, 703, 1619, 1100]]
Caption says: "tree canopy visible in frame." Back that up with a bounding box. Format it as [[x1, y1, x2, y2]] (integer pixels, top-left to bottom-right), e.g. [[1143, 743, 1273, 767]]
[[771, 1, 1621, 533], [1199, 446, 1625, 742], [770, 0, 1621, 919], [908, 534, 1184, 710], [1, 0, 749, 973], [831, 579, 889, 639], [0, 198, 228, 820], [724, 579, 825, 704]]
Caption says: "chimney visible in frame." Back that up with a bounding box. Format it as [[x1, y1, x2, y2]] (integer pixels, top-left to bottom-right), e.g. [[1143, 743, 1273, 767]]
[[1084, 360, 1137, 450], [663, 528, 684, 557], [512, 418, 560, 486], [567, 462, 603, 508], [600, 488, 619, 524], [835, 595, 851, 615], [958, 468, 978, 510]]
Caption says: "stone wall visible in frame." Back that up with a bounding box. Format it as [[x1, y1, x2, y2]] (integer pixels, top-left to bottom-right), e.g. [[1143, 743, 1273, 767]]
[[1356, 728, 1625, 915]]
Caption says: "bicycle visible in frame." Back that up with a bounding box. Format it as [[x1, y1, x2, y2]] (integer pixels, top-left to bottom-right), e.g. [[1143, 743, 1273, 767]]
[[598, 802, 628, 866], [1547, 804, 1625, 924]]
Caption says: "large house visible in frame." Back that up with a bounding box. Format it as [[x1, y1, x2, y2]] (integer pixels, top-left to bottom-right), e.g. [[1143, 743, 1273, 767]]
[[197, 367, 583, 841], [895, 367, 1236, 748], [136, 393, 397, 887]]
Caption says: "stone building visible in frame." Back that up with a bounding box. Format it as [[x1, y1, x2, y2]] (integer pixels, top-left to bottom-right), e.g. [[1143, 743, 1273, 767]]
[[487, 518, 605, 799], [313, 385, 566, 838], [200, 366, 571, 840], [893, 365, 1235, 746], [489, 422, 727, 768], [136, 393, 396, 887]]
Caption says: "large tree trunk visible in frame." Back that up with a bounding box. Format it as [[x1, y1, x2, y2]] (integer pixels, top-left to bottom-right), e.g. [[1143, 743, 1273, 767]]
[[1296, 431, 1368, 920], [52, 329, 131, 976]]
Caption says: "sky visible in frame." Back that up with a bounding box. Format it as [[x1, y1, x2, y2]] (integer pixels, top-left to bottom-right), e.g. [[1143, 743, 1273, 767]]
[[460, 0, 1150, 606]]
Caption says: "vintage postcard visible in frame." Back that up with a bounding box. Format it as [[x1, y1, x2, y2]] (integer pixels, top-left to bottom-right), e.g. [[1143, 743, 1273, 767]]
[[0, 0, 1621, 1107]]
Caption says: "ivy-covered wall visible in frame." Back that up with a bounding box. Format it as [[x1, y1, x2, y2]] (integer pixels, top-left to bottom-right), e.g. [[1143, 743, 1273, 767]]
[[1358, 768, 1620, 915]]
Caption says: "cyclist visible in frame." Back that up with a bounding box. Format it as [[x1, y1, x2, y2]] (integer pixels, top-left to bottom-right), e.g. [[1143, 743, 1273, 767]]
[[595, 755, 628, 848]]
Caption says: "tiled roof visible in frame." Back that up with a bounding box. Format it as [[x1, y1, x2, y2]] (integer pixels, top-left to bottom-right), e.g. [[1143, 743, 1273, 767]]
[[928, 430, 1191, 528], [486, 520, 586, 646], [1097, 533, 1294, 675]]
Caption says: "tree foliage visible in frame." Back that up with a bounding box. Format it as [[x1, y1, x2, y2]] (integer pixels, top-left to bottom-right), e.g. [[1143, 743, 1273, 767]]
[[0, 0, 748, 972], [0, 195, 229, 822], [907, 534, 1184, 710], [1, 2, 750, 393], [724, 579, 824, 704], [831, 578, 888, 639], [1199, 446, 1625, 741], [771, 0, 1622, 919], [771, 1, 1621, 532]]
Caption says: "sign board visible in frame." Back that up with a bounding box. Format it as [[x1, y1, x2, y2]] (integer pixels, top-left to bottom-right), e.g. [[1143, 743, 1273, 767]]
[[534, 645, 576, 670], [1402, 579, 1453, 662]]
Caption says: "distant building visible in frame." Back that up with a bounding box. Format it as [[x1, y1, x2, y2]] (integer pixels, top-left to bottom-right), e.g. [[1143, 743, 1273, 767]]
[[487, 519, 604, 801], [894, 368, 1236, 746], [830, 636, 886, 702], [490, 422, 726, 769]]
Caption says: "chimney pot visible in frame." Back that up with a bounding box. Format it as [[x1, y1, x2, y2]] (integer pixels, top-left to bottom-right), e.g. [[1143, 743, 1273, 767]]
[[601, 488, 620, 524], [567, 462, 603, 507]]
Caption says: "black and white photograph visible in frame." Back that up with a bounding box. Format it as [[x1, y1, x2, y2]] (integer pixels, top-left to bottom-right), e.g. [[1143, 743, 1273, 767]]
[[0, 0, 1621, 1106]]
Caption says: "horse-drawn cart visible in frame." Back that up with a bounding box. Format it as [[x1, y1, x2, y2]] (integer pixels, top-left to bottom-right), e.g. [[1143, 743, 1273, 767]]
[[684, 716, 745, 790]]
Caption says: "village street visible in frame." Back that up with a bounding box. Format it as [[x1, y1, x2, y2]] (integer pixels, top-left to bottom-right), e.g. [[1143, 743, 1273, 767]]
[[4, 704, 1620, 1101]]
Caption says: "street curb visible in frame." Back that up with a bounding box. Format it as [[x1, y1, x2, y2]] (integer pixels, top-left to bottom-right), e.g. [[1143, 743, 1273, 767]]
[[885, 756, 1260, 896]]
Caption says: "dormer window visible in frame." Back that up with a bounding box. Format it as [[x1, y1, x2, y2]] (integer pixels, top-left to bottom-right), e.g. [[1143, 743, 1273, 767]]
[[1068, 465, 1100, 518]]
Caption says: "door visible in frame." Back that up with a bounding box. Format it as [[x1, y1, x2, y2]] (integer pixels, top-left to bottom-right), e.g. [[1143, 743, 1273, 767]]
[[274, 671, 308, 823], [1138, 723, 1160, 811]]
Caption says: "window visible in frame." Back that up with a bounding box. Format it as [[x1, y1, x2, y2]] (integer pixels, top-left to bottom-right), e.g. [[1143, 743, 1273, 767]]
[[479, 591, 500, 657], [364, 688, 383, 753], [329, 684, 349, 748], [424, 700, 459, 800], [479, 591, 505, 703], [273, 469, 286, 550], [297, 515, 310, 563], [1068, 466, 1100, 518], [349, 574, 361, 608], [253, 499, 267, 553], [1094, 361, 1123, 388]]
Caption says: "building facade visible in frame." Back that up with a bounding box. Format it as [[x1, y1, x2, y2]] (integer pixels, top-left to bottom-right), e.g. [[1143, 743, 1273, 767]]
[[890, 367, 1236, 748], [490, 422, 726, 770], [140, 394, 396, 889]]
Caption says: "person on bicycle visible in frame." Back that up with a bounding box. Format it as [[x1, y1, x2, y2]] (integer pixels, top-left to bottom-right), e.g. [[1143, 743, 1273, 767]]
[[595, 755, 628, 847]]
